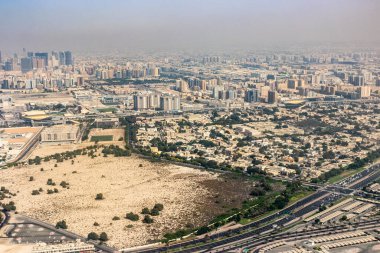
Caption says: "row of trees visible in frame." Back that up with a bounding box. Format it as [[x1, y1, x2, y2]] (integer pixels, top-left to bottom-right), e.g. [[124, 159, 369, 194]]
[[101, 145, 131, 157], [311, 148, 380, 183], [27, 145, 99, 166], [87, 231, 108, 241]]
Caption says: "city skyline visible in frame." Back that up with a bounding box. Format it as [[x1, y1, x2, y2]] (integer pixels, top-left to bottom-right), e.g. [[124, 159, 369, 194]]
[[1, 1, 380, 253], [1, 0, 380, 54]]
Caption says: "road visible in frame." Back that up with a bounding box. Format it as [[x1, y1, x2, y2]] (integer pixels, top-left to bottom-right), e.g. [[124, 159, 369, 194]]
[[248, 218, 380, 253], [2, 214, 117, 253], [130, 162, 380, 253]]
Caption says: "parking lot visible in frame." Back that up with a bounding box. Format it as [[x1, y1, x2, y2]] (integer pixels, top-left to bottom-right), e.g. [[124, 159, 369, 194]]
[[2, 214, 75, 245]]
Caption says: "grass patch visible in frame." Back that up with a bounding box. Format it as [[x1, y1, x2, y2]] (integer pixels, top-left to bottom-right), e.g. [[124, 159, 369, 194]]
[[90, 135, 113, 142], [327, 166, 367, 184], [288, 190, 314, 205], [239, 218, 253, 225], [239, 208, 280, 225], [97, 108, 117, 113], [239, 189, 314, 225]]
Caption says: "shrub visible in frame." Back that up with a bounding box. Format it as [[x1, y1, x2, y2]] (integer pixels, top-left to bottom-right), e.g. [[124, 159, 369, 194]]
[[143, 215, 153, 224], [126, 212, 139, 221], [87, 232, 99, 240], [141, 207, 150, 214], [99, 232, 109, 241], [150, 208, 160, 216], [154, 203, 164, 211], [60, 181, 69, 188], [195, 226, 210, 235], [3, 202, 16, 211], [95, 193, 104, 200], [32, 190, 40, 195], [55, 220, 68, 229], [112, 216, 120, 221], [29, 176, 34, 181], [93, 222, 100, 226]]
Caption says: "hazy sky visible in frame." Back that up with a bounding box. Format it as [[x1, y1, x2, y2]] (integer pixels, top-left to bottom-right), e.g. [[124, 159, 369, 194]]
[[0, 0, 379, 53]]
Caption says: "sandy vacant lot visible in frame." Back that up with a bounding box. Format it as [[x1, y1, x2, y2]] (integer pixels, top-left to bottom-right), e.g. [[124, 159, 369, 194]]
[[0, 152, 251, 249]]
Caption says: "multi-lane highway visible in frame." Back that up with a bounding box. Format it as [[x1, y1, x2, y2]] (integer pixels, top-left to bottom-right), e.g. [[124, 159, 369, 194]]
[[248, 218, 380, 253], [132, 162, 380, 253]]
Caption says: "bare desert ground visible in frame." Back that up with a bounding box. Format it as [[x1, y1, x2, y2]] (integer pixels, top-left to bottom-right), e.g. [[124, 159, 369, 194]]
[[1, 150, 252, 249]]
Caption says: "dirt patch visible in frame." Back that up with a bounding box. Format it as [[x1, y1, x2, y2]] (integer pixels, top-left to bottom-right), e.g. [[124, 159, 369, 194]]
[[0, 154, 253, 249], [198, 174, 254, 220]]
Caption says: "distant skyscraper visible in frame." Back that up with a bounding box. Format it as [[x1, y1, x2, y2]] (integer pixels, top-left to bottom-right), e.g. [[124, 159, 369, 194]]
[[0, 50, 2, 63], [349, 75, 365, 86], [226, 90, 236, 100], [35, 52, 49, 67], [149, 94, 160, 109], [358, 86, 371, 98], [245, 89, 260, 102], [64, 51, 73, 65], [133, 94, 149, 110], [33, 57, 45, 69], [354, 76, 364, 86], [212, 86, 224, 99], [268, 90, 278, 104], [160, 95, 180, 111], [21, 58, 33, 73], [176, 79, 189, 92], [287, 79, 297, 89], [4, 59, 14, 71], [59, 51, 65, 65], [201, 80, 207, 91]]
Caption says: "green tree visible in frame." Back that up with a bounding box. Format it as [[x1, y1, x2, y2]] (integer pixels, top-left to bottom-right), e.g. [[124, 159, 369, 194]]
[[195, 226, 210, 235], [87, 232, 99, 240], [150, 208, 160, 216], [126, 212, 139, 221], [143, 215, 154, 224], [47, 178, 54, 185], [95, 193, 104, 200], [31, 190, 40, 195], [154, 203, 164, 211], [55, 220, 68, 229], [99, 232, 109, 241]]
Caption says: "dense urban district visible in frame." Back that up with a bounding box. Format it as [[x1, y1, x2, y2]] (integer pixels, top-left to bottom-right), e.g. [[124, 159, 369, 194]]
[[1, 48, 380, 253]]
